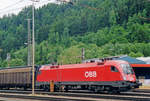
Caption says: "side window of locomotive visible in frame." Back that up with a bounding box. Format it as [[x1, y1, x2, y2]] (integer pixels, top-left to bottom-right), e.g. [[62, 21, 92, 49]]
[[111, 66, 118, 72]]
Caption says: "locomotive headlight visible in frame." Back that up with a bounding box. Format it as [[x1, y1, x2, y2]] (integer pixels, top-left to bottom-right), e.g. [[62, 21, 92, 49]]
[[123, 76, 127, 80]]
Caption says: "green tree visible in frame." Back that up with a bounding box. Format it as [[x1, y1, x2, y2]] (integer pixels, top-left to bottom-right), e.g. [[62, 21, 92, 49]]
[[9, 58, 25, 67], [129, 52, 144, 58]]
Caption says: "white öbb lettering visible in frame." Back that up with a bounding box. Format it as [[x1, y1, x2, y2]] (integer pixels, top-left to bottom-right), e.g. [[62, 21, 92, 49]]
[[85, 71, 97, 78]]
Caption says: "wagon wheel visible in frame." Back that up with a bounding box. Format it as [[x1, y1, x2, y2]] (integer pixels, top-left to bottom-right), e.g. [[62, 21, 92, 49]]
[[108, 90, 120, 94]]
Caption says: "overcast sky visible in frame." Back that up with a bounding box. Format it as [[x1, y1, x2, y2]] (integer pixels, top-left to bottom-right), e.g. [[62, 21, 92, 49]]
[[0, 0, 56, 17]]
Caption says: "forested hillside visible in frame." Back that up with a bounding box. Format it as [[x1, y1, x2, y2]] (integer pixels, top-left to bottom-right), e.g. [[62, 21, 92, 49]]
[[0, 0, 150, 67]]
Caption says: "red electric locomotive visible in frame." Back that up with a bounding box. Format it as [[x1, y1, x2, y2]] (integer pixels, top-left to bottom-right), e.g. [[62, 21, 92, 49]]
[[36, 60, 141, 93]]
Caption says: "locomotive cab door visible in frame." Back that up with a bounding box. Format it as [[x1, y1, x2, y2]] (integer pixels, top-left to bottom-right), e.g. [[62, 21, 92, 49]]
[[110, 65, 122, 81], [103, 65, 121, 81]]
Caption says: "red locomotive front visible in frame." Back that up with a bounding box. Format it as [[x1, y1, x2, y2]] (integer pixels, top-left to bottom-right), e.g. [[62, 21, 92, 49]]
[[36, 60, 141, 93]]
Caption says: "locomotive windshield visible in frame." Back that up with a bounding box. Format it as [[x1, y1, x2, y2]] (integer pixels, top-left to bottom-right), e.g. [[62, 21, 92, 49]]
[[120, 64, 134, 74]]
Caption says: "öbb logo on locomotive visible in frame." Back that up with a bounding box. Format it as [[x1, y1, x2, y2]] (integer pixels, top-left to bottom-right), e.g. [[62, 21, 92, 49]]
[[85, 71, 97, 78]]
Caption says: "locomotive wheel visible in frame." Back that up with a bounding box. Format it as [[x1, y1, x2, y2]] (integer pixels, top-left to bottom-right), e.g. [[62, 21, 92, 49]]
[[44, 85, 50, 91], [6, 87, 10, 90], [116, 91, 120, 94], [64, 85, 68, 92], [23, 87, 27, 91]]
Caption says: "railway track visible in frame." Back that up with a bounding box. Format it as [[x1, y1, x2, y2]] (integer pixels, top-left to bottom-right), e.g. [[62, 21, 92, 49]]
[[0, 89, 149, 101], [133, 89, 150, 93]]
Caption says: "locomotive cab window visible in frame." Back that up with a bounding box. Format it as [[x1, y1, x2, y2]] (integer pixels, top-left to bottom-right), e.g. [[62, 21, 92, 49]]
[[120, 64, 134, 74], [111, 66, 118, 72]]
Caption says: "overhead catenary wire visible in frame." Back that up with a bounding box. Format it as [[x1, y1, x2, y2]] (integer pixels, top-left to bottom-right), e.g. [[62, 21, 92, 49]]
[[0, 0, 54, 17], [0, 0, 31, 16], [0, 6, 28, 14], [34, 0, 56, 7], [0, 0, 25, 11]]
